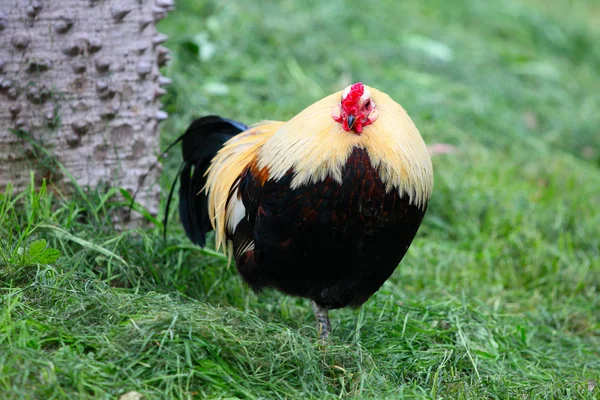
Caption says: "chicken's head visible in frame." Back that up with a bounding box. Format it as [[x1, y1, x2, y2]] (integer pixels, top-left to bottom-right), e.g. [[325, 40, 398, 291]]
[[332, 82, 378, 134]]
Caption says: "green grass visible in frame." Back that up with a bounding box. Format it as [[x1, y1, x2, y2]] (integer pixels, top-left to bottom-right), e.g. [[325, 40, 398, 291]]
[[1, 0, 599, 398]]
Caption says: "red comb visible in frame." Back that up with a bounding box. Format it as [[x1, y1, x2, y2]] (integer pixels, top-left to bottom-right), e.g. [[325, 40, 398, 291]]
[[341, 82, 364, 114]]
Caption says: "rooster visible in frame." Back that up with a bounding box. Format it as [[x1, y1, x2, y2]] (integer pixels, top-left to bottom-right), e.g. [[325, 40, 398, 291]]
[[168, 83, 433, 339]]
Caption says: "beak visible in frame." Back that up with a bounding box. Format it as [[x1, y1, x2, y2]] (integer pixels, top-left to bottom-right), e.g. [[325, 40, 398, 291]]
[[347, 115, 356, 130]]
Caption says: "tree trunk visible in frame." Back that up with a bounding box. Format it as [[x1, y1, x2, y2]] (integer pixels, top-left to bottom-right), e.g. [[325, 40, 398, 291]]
[[0, 0, 173, 222]]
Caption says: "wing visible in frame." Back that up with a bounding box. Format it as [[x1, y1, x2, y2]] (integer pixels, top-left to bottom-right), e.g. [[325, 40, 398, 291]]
[[162, 115, 247, 246], [205, 121, 285, 256], [176, 116, 248, 246]]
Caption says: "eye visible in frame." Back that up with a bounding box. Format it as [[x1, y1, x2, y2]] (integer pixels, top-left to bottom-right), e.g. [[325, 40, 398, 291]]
[[364, 100, 371, 108]]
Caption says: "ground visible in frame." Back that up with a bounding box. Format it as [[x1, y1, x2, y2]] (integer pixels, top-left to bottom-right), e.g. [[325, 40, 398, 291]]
[[1, 0, 599, 398]]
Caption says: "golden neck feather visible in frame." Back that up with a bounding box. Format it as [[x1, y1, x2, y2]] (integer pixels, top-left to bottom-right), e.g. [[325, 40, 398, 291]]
[[257, 86, 433, 209]]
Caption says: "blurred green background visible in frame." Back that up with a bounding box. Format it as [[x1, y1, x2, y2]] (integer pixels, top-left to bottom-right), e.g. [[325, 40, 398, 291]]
[[155, 0, 600, 396], [1, 0, 598, 398], [160, 0, 600, 164]]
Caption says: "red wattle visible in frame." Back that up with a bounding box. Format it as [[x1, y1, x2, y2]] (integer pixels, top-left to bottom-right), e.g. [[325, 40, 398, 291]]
[[355, 120, 363, 133], [342, 119, 350, 131]]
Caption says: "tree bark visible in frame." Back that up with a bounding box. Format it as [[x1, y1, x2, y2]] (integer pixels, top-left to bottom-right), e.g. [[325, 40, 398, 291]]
[[0, 0, 173, 221]]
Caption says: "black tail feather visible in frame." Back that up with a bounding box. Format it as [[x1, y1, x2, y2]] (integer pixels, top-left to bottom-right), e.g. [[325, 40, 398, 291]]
[[165, 115, 247, 247], [162, 161, 185, 242]]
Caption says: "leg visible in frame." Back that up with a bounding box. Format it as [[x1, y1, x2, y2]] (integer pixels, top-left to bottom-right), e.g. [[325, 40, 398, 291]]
[[311, 301, 331, 340]]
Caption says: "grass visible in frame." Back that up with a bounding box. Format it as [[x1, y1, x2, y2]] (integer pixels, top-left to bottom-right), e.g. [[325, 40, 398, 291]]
[[1, 0, 599, 398]]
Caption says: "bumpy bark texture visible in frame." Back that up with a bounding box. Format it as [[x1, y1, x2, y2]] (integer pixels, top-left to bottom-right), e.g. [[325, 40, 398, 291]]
[[0, 0, 173, 221]]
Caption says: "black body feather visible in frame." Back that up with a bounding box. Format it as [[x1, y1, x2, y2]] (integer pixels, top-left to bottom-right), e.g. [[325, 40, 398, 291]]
[[233, 148, 427, 309]]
